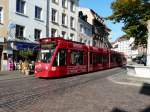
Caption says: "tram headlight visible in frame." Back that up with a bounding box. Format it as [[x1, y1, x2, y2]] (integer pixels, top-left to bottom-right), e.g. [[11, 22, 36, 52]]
[[51, 67, 56, 71], [45, 66, 48, 70]]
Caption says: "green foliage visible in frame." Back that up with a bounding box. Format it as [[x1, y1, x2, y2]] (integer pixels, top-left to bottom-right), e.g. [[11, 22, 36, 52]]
[[19, 50, 33, 58], [107, 0, 150, 45]]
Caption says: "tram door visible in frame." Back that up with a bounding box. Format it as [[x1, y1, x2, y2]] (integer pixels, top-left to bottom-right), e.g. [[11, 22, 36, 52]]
[[53, 49, 67, 76]]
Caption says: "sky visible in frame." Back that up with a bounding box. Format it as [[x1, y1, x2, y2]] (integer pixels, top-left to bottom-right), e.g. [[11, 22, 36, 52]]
[[79, 0, 125, 42]]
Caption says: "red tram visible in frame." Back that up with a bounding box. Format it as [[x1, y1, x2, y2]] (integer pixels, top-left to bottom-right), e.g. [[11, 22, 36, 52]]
[[35, 37, 126, 78]]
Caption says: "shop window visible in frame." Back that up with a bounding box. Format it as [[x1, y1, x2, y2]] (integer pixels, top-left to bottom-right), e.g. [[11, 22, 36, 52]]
[[3, 53, 7, 60]]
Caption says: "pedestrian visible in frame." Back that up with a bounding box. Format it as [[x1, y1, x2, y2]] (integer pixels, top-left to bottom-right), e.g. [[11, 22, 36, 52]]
[[18, 60, 23, 72], [143, 55, 147, 66], [22, 59, 29, 75]]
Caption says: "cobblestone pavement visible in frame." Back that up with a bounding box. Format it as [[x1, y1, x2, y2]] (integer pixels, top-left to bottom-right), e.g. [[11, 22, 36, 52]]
[[0, 68, 149, 112]]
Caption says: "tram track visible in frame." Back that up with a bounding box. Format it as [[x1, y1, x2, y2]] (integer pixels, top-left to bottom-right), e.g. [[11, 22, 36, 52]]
[[0, 68, 125, 112]]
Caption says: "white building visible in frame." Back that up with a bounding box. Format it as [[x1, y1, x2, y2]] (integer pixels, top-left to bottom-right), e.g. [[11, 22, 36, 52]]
[[49, 0, 79, 41], [9, 0, 47, 41], [112, 37, 138, 60], [0, 0, 47, 71], [78, 11, 93, 46], [78, 7, 111, 48]]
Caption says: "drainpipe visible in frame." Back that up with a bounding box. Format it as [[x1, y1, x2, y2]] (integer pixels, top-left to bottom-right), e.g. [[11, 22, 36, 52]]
[[46, 0, 50, 37]]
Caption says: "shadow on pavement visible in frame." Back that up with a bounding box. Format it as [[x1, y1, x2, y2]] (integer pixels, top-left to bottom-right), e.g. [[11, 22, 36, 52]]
[[111, 106, 150, 112], [141, 106, 150, 112], [111, 108, 127, 112], [140, 83, 150, 96]]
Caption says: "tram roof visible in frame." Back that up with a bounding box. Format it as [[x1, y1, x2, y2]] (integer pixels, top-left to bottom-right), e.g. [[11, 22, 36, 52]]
[[39, 37, 119, 53]]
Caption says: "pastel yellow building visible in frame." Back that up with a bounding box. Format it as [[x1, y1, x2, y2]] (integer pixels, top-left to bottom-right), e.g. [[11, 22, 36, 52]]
[[0, 0, 9, 39], [0, 0, 9, 70]]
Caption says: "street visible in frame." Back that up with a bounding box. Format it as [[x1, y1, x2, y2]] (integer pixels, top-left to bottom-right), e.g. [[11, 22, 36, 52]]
[[0, 68, 149, 112]]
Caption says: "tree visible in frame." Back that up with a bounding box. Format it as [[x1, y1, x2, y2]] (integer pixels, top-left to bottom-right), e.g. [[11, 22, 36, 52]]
[[107, 0, 150, 46]]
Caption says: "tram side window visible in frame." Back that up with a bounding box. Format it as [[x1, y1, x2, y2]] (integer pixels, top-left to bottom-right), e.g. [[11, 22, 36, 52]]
[[99, 55, 103, 64], [103, 55, 108, 64], [53, 49, 66, 66], [93, 53, 99, 65], [78, 51, 84, 65], [71, 51, 84, 65], [90, 52, 93, 64], [97, 54, 102, 64], [111, 55, 116, 63], [117, 56, 121, 63]]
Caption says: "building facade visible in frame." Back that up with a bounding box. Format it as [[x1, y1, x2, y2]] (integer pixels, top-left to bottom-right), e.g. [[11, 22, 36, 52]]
[[77, 11, 93, 46], [112, 37, 138, 61], [49, 0, 79, 41], [78, 7, 111, 48], [0, 0, 9, 71], [0, 0, 47, 71]]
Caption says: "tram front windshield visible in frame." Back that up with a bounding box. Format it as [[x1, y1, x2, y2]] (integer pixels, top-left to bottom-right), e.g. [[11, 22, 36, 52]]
[[38, 43, 56, 63]]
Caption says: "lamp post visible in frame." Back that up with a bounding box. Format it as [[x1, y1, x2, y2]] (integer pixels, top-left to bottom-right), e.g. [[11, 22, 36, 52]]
[[147, 20, 150, 66]]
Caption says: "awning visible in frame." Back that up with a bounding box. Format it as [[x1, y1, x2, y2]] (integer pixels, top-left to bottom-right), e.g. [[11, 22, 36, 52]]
[[15, 42, 39, 50]]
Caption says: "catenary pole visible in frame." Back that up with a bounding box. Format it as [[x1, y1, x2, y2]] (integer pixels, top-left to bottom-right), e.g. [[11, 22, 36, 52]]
[[46, 0, 50, 37], [147, 20, 150, 66]]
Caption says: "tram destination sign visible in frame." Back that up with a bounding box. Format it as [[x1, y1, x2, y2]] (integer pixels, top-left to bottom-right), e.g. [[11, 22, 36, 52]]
[[41, 43, 56, 49]]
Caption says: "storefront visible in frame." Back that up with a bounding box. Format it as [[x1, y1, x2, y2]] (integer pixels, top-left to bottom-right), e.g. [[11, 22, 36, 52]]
[[0, 37, 5, 71], [13, 41, 39, 62], [5, 40, 40, 71]]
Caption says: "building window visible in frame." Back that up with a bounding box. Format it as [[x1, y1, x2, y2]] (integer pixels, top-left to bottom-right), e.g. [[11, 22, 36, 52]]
[[70, 17, 75, 29], [51, 28, 57, 37], [62, 31, 66, 38], [62, 0, 67, 8], [15, 25, 24, 39], [62, 13, 67, 26], [70, 33, 74, 40], [35, 6, 42, 20], [16, 0, 26, 14], [80, 24, 83, 33], [0, 7, 3, 23], [34, 29, 41, 40], [51, 9, 57, 23], [52, 0, 59, 4], [70, 1, 75, 12]]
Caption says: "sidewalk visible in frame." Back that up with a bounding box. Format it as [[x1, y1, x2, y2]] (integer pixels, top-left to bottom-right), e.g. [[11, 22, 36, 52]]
[[0, 71, 34, 81], [108, 71, 150, 86]]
